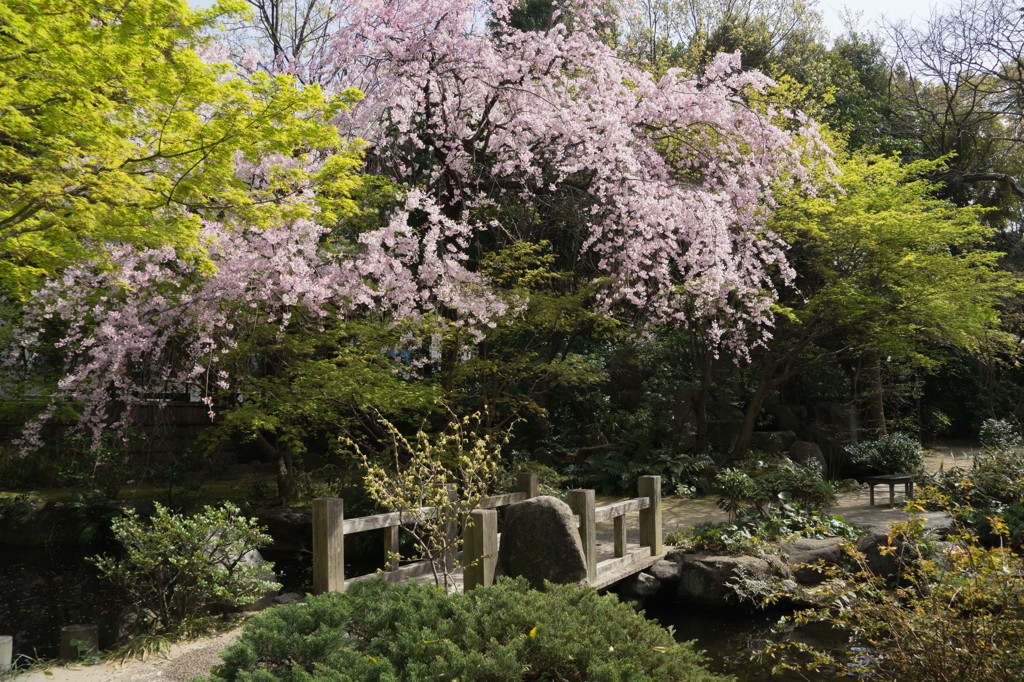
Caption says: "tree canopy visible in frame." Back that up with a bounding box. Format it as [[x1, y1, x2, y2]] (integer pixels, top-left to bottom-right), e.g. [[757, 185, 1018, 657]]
[[3, 0, 1024, 494], [0, 0, 355, 299]]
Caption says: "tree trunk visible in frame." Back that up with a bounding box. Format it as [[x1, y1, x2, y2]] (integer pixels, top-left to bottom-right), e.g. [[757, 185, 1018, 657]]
[[256, 431, 294, 503], [865, 351, 887, 438], [733, 376, 773, 456], [1013, 386, 1024, 424], [694, 348, 715, 453]]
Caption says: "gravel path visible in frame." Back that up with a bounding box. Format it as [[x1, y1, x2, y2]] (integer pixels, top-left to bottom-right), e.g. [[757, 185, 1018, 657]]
[[15, 627, 241, 682]]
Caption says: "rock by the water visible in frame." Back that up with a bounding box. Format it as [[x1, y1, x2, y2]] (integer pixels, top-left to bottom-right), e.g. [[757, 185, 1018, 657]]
[[618, 571, 662, 598], [778, 537, 847, 585], [649, 559, 682, 584], [234, 547, 279, 611], [497, 496, 587, 589], [674, 553, 777, 608], [856, 530, 912, 580]]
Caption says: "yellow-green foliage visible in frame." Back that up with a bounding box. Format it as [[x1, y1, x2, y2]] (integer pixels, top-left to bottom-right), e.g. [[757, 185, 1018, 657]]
[[0, 0, 362, 298], [772, 152, 1012, 367], [351, 411, 510, 587], [765, 507, 1024, 680]]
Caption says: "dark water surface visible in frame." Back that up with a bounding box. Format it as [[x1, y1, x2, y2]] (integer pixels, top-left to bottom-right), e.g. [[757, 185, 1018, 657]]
[[0, 546, 126, 660], [648, 602, 850, 681]]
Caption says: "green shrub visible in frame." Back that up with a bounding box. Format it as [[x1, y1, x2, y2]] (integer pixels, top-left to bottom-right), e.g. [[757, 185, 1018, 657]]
[[204, 578, 729, 682], [766, 514, 1024, 681], [585, 448, 714, 496], [750, 460, 835, 510], [92, 502, 278, 634], [746, 502, 859, 542], [845, 432, 924, 475], [926, 442, 1024, 510], [714, 468, 757, 520], [978, 418, 1022, 450], [670, 503, 858, 555], [971, 502, 1024, 549], [714, 457, 835, 519]]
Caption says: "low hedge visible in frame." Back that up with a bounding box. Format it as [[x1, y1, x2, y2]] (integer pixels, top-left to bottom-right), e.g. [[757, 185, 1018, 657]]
[[204, 577, 729, 682]]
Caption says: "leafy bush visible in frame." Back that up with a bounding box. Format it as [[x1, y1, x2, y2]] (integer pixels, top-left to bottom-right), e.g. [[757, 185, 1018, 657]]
[[670, 503, 859, 555], [714, 468, 756, 519], [972, 502, 1024, 549], [925, 430, 1024, 510], [746, 503, 859, 542], [968, 446, 1024, 506], [749, 459, 835, 510], [845, 432, 924, 475], [978, 418, 1022, 450], [674, 522, 766, 557], [92, 502, 279, 634], [714, 456, 834, 519], [766, 513, 1024, 681], [352, 411, 508, 587], [204, 578, 728, 682], [585, 448, 714, 496]]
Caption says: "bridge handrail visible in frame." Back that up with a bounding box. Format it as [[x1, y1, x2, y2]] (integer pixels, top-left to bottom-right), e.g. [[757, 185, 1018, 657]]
[[564, 475, 662, 585], [594, 496, 651, 522], [340, 491, 532, 536], [312, 472, 662, 594], [312, 471, 539, 594]]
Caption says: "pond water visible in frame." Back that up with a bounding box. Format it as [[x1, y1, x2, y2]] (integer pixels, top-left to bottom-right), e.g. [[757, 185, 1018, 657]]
[[648, 602, 851, 680], [0, 546, 126, 661], [0, 545, 335, 663]]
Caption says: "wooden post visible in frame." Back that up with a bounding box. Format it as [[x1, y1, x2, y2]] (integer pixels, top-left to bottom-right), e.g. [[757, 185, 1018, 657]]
[[443, 484, 458, 573], [613, 514, 627, 558], [0, 635, 12, 673], [639, 476, 663, 555], [313, 497, 345, 594], [567, 489, 596, 584], [383, 526, 400, 572], [463, 509, 498, 590], [59, 624, 98, 661], [517, 471, 539, 498]]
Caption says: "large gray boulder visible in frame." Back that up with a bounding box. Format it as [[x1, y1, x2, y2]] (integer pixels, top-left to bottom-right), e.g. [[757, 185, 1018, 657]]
[[497, 496, 587, 589], [789, 440, 827, 472], [674, 553, 780, 608], [649, 559, 682, 585], [778, 537, 847, 585], [233, 547, 280, 611]]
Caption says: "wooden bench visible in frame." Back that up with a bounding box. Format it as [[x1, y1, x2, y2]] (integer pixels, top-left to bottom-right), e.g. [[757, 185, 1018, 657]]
[[864, 474, 914, 507]]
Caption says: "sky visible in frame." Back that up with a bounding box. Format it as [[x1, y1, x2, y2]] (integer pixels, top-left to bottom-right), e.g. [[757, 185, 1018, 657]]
[[189, 0, 958, 42], [818, 0, 957, 38]]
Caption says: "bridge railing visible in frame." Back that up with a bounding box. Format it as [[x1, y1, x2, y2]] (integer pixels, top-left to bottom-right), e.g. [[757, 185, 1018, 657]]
[[312, 472, 662, 594], [462, 474, 663, 590], [312, 471, 539, 594]]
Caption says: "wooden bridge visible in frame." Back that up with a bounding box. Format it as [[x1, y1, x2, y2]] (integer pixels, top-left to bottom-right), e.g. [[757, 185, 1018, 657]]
[[310, 474, 665, 593]]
